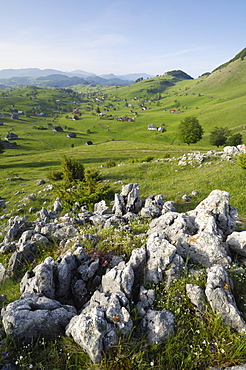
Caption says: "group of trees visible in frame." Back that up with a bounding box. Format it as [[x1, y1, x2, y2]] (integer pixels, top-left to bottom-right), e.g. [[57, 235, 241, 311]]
[[178, 116, 243, 147]]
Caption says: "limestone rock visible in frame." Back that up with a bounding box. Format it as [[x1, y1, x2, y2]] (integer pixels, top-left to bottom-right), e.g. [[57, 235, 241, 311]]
[[227, 231, 246, 257], [20, 257, 56, 299], [188, 189, 237, 238], [145, 233, 176, 284], [102, 261, 134, 298], [186, 284, 206, 314], [138, 309, 175, 344], [66, 306, 117, 364], [205, 265, 246, 334], [2, 293, 76, 345]]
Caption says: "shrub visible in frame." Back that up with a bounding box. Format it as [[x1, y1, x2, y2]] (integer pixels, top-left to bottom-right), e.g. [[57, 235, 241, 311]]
[[226, 133, 243, 146], [47, 170, 63, 181], [54, 167, 114, 210], [105, 160, 117, 168], [237, 153, 246, 169], [210, 127, 231, 147], [61, 154, 85, 184]]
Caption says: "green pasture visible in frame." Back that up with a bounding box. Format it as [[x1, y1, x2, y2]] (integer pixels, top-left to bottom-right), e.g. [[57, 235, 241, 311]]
[[0, 57, 246, 218], [1, 57, 246, 369]]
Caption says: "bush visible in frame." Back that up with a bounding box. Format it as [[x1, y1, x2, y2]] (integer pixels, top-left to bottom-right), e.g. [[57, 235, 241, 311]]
[[237, 153, 246, 169], [54, 167, 114, 210], [127, 156, 154, 164], [210, 127, 231, 147], [226, 133, 243, 146], [105, 160, 117, 168], [47, 170, 63, 181], [61, 154, 84, 184]]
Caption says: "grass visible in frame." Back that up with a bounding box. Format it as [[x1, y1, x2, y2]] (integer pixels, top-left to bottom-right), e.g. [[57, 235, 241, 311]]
[[1, 60, 246, 368], [2, 258, 246, 369]]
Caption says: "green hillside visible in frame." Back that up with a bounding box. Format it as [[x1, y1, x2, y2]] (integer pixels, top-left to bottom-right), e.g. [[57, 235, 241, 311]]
[[1, 50, 246, 370], [0, 48, 246, 215]]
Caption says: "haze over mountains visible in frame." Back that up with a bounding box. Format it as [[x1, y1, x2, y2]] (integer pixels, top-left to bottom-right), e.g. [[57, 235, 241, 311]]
[[0, 47, 245, 89], [0, 68, 153, 88]]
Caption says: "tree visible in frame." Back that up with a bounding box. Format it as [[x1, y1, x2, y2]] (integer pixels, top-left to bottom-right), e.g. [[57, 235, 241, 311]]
[[209, 127, 231, 147], [226, 133, 243, 146], [60, 155, 84, 184], [178, 116, 204, 145]]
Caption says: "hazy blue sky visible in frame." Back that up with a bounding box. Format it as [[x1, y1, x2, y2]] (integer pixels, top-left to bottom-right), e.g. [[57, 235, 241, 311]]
[[0, 0, 245, 77]]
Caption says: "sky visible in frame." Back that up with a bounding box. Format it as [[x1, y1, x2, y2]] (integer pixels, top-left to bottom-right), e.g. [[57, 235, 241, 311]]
[[0, 0, 245, 78]]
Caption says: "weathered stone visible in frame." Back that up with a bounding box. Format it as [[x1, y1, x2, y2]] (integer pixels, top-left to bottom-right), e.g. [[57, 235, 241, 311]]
[[184, 232, 231, 268], [20, 257, 56, 299], [162, 201, 176, 214], [182, 194, 191, 202], [112, 193, 126, 216], [138, 309, 175, 344], [89, 214, 106, 227], [227, 231, 246, 257], [145, 233, 176, 284], [102, 261, 134, 298], [0, 242, 16, 254], [148, 212, 197, 241], [53, 198, 63, 213], [0, 199, 6, 209], [94, 200, 112, 215], [83, 290, 132, 335], [124, 183, 141, 213], [186, 284, 206, 313], [205, 265, 246, 334], [104, 215, 126, 229], [36, 179, 46, 186], [127, 245, 146, 271], [223, 146, 240, 156], [18, 230, 34, 244], [209, 365, 246, 370], [66, 289, 133, 363], [7, 251, 23, 275], [77, 258, 100, 282], [165, 254, 186, 288], [0, 263, 9, 282], [136, 286, 155, 317], [140, 194, 164, 218], [2, 293, 76, 345], [188, 190, 237, 238], [40, 222, 78, 241], [24, 193, 37, 202], [3, 216, 32, 243], [56, 252, 78, 301], [66, 306, 117, 364]]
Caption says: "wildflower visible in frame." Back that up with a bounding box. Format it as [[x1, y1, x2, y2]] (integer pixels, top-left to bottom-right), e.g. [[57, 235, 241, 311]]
[[211, 346, 215, 353], [196, 329, 200, 334], [221, 348, 225, 353], [150, 361, 154, 366], [19, 356, 23, 360], [29, 365, 34, 369]]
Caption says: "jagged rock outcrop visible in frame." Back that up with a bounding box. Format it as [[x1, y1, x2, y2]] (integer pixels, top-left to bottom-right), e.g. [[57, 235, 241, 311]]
[[227, 231, 246, 257], [1, 293, 76, 345], [205, 265, 246, 334], [1, 185, 246, 366]]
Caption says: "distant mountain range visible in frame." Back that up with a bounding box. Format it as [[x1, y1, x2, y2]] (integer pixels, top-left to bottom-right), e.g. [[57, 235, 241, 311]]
[[0, 68, 153, 88]]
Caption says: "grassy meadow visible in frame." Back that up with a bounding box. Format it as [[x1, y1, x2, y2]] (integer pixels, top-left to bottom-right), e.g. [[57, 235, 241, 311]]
[[0, 56, 246, 369]]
